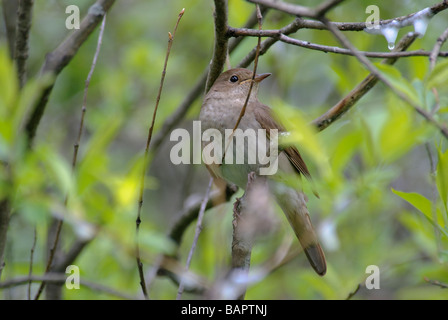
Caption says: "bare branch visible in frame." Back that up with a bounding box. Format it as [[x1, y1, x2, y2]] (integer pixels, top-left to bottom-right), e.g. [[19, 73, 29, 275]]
[[14, 0, 34, 88], [33, 14, 107, 301], [0, 199, 10, 280], [227, 27, 448, 58], [27, 228, 37, 300], [205, 0, 229, 93], [176, 178, 213, 300], [24, 0, 115, 145], [150, 6, 269, 154], [231, 5, 263, 133], [248, 0, 448, 30], [424, 277, 448, 289], [247, 0, 317, 19], [320, 17, 448, 139], [311, 32, 419, 131], [135, 8, 185, 300], [230, 173, 257, 300], [429, 27, 448, 69], [0, 274, 138, 299], [236, 18, 304, 68]]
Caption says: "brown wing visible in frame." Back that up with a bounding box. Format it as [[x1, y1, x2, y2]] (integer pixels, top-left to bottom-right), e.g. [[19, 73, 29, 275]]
[[254, 103, 312, 180]]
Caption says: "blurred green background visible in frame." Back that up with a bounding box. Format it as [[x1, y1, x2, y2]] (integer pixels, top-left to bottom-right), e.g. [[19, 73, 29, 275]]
[[0, 0, 447, 300]]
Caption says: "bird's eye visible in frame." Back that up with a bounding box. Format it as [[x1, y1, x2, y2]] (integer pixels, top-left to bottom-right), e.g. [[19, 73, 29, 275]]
[[230, 75, 238, 83]]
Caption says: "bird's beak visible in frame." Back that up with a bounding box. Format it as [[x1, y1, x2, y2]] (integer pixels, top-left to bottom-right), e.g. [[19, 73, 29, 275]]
[[254, 73, 271, 82]]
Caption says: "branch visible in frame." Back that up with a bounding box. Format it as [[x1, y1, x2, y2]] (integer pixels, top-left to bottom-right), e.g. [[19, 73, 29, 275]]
[[247, 0, 345, 19], [24, 0, 115, 145], [135, 8, 184, 300], [320, 16, 448, 139], [0, 274, 137, 299], [230, 173, 257, 300], [14, 0, 34, 88], [176, 178, 213, 300], [311, 32, 419, 131], [231, 5, 263, 132], [27, 228, 37, 299], [205, 0, 229, 93], [168, 186, 237, 246], [33, 14, 107, 301], [429, 26, 448, 69], [149, 6, 269, 154], [236, 18, 304, 68], [424, 277, 448, 289], [248, 0, 448, 31], [227, 27, 448, 58], [0, 199, 10, 280]]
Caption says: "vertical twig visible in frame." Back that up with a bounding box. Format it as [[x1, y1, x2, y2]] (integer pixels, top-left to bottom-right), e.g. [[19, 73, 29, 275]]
[[232, 5, 263, 132], [135, 8, 185, 299], [429, 27, 448, 70], [176, 178, 213, 300], [14, 0, 34, 88], [24, 0, 115, 145], [33, 15, 107, 301], [230, 173, 258, 300], [225, 5, 263, 300], [205, 0, 229, 93], [27, 227, 37, 299], [224, 4, 263, 159], [0, 199, 10, 280]]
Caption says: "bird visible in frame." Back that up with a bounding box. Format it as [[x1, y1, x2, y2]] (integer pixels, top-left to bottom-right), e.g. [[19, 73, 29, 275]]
[[199, 68, 326, 276]]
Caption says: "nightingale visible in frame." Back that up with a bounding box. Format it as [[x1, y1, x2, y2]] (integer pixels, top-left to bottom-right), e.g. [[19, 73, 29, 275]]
[[199, 68, 326, 276]]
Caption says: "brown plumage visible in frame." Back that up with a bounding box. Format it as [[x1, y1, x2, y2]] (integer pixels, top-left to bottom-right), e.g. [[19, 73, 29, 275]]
[[199, 68, 326, 276]]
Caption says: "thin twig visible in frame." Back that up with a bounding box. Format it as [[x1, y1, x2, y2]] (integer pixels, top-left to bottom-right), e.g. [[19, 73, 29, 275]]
[[248, 0, 448, 28], [176, 178, 213, 300], [320, 17, 448, 139], [231, 5, 263, 132], [230, 172, 259, 300], [429, 27, 448, 69], [0, 274, 138, 299], [27, 227, 37, 300], [0, 199, 10, 281], [346, 283, 361, 300], [223, 5, 263, 301], [224, 4, 263, 161], [424, 277, 448, 289], [33, 15, 107, 301], [24, 0, 115, 145], [227, 27, 448, 58], [149, 6, 270, 154], [135, 8, 184, 300], [311, 32, 419, 131], [205, 0, 229, 93]]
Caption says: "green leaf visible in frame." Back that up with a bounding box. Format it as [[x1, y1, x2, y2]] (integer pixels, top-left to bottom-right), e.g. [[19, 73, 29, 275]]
[[274, 100, 332, 178], [392, 188, 448, 238], [379, 102, 426, 163], [375, 63, 420, 105], [426, 59, 448, 89], [0, 46, 19, 117]]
